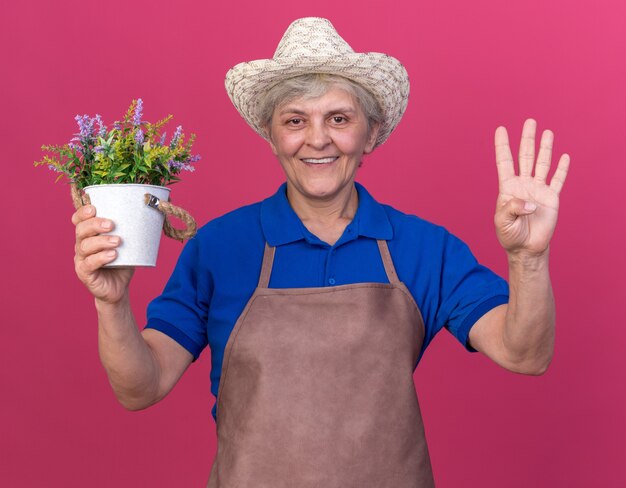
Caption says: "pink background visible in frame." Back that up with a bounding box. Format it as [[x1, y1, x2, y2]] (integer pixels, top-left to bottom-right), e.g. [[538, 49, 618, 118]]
[[2, 0, 625, 486]]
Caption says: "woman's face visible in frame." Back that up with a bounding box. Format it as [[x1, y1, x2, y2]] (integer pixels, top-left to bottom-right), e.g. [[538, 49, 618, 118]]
[[267, 85, 379, 207]]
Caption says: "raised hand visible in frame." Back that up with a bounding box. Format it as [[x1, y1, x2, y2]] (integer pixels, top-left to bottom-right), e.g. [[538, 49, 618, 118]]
[[494, 119, 570, 257]]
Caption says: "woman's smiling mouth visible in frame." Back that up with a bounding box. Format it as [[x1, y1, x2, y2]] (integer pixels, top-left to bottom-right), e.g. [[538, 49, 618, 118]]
[[300, 157, 339, 164]]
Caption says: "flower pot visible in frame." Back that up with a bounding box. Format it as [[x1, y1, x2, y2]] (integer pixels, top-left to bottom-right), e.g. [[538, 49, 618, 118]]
[[84, 184, 171, 267]]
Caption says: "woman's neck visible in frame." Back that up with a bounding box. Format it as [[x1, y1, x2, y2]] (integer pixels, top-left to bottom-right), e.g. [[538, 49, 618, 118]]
[[286, 184, 358, 245]]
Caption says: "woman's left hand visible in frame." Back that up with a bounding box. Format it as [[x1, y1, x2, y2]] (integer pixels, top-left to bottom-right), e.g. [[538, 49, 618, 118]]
[[493, 118, 570, 257]]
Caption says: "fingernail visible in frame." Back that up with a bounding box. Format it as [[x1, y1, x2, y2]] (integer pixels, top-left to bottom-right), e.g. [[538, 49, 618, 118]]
[[84, 206, 94, 216], [524, 201, 537, 212], [108, 236, 119, 245], [101, 220, 112, 230], [105, 250, 116, 258]]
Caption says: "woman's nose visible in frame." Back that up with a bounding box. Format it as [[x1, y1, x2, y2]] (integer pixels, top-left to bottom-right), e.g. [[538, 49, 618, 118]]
[[305, 120, 331, 149]]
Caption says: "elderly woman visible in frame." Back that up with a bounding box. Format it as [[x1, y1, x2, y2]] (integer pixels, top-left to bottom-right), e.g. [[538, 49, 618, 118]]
[[72, 18, 569, 487]]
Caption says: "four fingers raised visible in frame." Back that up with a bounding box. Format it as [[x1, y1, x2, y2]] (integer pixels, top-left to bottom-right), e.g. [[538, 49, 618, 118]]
[[495, 118, 570, 194]]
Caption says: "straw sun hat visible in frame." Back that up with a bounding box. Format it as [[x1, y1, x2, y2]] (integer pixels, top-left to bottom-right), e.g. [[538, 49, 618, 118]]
[[225, 17, 410, 148]]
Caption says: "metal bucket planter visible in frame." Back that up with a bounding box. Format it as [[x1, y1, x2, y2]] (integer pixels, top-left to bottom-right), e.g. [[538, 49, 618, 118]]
[[80, 184, 196, 267]]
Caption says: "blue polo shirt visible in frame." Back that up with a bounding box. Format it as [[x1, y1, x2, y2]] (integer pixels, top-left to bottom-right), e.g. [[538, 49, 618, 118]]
[[145, 182, 509, 421]]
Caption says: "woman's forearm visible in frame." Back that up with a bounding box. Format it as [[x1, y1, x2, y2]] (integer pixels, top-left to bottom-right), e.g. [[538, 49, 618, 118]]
[[503, 250, 555, 374], [95, 292, 160, 410]]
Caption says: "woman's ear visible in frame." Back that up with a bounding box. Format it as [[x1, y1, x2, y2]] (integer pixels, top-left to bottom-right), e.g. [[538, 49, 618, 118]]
[[364, 122, 381, 154]]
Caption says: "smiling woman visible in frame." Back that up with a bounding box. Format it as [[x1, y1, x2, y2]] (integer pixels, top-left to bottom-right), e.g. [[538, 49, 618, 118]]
[[265, 84, 380, 241], [69, 16, 570, 488]]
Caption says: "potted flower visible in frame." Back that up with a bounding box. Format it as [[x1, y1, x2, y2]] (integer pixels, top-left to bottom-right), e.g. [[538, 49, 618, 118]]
[[34, 98, 199, 267]]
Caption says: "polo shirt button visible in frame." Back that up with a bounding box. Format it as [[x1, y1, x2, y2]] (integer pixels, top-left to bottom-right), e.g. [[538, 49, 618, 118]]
[[328, 278, 336, 285]]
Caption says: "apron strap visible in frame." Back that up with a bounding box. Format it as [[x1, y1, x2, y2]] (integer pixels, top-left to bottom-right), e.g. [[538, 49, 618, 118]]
[[377, 240, 400, 284], [258, 242, 276, 288]]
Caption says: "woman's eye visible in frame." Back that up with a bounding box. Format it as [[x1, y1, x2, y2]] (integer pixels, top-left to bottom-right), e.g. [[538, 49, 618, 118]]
[[288, 118, 302, 125], [332, 116, 346, 124]]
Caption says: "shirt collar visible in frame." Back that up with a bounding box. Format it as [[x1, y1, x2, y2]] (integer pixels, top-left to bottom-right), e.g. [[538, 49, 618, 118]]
[[261, 183, 304, 246], [261, 182, 393, 246], [353, 182, 393, 240]]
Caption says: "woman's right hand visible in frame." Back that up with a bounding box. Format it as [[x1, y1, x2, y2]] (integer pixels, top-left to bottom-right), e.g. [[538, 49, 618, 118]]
[[72, 205, 134, 304]]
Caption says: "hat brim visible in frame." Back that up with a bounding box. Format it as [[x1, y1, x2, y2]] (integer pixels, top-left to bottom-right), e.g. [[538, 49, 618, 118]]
[[225, 52, 409, 148]]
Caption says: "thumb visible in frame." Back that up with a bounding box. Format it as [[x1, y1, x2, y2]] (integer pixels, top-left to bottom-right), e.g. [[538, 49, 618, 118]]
[[496, 198, 537, 226]]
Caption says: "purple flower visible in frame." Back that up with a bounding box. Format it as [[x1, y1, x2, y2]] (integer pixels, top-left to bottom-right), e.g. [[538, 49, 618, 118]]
[[113, 121, 122, 131], [74, 114, 95, 141], [167, 154, 201, 173], [133, 98, 143, 126], [134, 128, 144, 145], [169, 125, 182, 149], [167, 158, 195, 172], [68, 142, 83, 153], [94, 145, 105, 154], [94, 114, 107, 137], [159, 132, 167, 146], [48, 164, 62, 173]]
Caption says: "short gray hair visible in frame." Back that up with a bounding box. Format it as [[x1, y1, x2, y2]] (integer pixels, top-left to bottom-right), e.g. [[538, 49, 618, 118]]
[[257, 73, 383, 137]]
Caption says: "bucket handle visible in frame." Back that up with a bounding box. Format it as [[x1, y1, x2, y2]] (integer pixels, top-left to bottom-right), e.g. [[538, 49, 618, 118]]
[[144, 193, 197, 241], [70, 183, 197, 242]]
